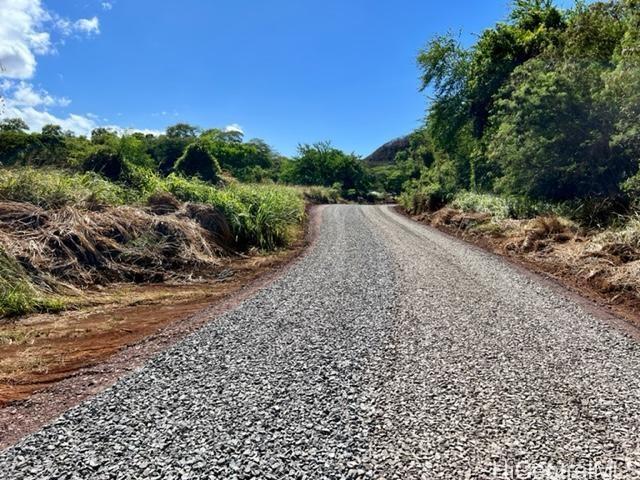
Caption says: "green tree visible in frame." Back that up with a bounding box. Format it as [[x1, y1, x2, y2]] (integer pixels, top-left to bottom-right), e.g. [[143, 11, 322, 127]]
[[0, 118, 29, 132], [83, 146, 126, 180], [285, 142, 371, 198], [488, 56, 627, 201], [166, 123, 199, 139]]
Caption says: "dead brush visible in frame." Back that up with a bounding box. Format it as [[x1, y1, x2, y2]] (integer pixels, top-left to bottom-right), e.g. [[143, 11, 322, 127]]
[[147, 192, 181, 215], [591, 217, 640, 264], [516, 215, 577, 252], [0, 201, 228, 289]]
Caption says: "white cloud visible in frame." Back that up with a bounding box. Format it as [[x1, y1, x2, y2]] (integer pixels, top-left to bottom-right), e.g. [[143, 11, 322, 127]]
[[0, 2, 110, 135], [0, 0, 52, 79], [0, 2, 162, 138], [74, 17, 100, 35], [0, 2, 102, 79], [224, 123, 244, 135], [3, 103, 96, 134], [11, 81, 70, 107]]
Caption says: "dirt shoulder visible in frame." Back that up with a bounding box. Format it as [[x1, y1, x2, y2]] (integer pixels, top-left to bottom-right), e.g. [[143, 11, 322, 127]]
[[0, 205, 323, 450], [397, 206, 640, 330]]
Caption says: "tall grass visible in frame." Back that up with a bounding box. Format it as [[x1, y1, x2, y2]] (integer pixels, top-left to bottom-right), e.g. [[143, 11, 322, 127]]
[[0, 167, 306, 251], [0, 167, 128, 209], [451, 191, 554, 220]]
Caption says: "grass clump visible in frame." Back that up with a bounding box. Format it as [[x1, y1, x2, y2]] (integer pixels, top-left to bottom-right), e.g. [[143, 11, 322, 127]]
[[399, 182, 448, 215], [298, 185, 341, 204], [594, 217, 640, 250], [0, 249, 64, 317], [451, 191, 554, 220], [0, 167, 307, 252]]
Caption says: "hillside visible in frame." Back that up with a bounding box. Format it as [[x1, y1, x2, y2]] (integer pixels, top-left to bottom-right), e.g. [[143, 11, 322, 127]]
[[363, 136, 410, 166]]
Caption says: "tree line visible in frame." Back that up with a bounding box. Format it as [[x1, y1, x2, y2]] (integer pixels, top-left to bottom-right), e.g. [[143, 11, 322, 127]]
[[399, 0, 640, 224], [0, 119, 375, 200]]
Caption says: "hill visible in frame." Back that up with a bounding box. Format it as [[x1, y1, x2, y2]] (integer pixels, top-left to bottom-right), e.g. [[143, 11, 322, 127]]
[[364, 136, 410, 166]]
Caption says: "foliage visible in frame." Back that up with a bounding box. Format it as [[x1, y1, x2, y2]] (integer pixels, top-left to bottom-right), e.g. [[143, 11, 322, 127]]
[[174, 141, 222, 182], [297, 185, 341, 204], [399, 179, 449, 215], [0, 167, 128, 209], [403, 0, 640, 224], [83, 145, 126, 180], [283, 142, 371, 199], [0, 248, 64, 317]]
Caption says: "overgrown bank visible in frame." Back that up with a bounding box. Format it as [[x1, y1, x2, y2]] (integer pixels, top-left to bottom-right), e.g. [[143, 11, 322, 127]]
[[0, 167, 314, 317], [400, 192, 640, 323]]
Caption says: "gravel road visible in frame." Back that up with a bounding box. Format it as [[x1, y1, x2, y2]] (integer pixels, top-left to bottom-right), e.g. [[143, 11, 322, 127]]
[[2, 205, 640, 479]]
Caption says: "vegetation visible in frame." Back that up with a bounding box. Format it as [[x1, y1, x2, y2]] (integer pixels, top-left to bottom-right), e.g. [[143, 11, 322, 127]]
[[398, 0, 640, 228], [0, 122, 317, 316]]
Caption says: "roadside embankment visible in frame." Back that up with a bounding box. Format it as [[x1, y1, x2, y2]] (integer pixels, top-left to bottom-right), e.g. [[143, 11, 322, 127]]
[[399, 204, 640, 326]]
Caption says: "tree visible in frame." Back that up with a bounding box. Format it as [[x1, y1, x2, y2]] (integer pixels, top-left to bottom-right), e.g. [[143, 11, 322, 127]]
[[40, 124, 64, 138], [91, 127, 118, 145], [488, 56, 628, 201], [285, 142, 371, 198], [166, 123, 199, 139], [174, 141, 221, 182], [605, 0, 640, 185], [0, 118, 29, 132]]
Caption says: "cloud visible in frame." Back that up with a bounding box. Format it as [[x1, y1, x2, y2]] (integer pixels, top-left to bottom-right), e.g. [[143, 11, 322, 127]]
[[10, 81, 70, 107], [73, 17, 100, 35], [0, 1, 101, 79], [3, 104, 96, 134], [224, 123, 244, 135], [0, 2, 161, 138], [0, 2, 109, 135], [0, 0, 52, 79]]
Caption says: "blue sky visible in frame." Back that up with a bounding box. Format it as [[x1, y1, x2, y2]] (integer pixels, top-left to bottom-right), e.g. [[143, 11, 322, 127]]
[[0, 1, 571, 156]]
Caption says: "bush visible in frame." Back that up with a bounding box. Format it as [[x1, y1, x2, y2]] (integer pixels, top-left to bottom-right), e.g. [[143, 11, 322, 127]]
[[0, 166, 306, 252], [161, 174, 305, 250], [174, 142, 221, 182], [451, 191, 557, 220], [83, 146, 126, 180], [399, 181, 448, 214], [299, 185, 341, 204]]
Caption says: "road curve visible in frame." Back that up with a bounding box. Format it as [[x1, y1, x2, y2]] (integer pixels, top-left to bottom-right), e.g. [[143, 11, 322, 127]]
[[2, 205, 640, 479]]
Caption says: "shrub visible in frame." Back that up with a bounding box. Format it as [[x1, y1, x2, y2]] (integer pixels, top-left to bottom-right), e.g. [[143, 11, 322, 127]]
[[83, 146, 126, 180], [399, 181, 448, 214], [299, 185, 341, 204], [451, 191, 555, 220], [174, 142, 221, 182], [0, 248, 64, 317], [147, 191, 181, 215]]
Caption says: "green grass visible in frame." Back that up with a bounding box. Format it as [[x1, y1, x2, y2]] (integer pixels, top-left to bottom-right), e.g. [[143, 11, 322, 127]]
[[161, 175, 306, 250], [297, 185, 341, 204], [451, 191, 554, 220], [0, 167, 128, 209], [0, 249, 65, 317]]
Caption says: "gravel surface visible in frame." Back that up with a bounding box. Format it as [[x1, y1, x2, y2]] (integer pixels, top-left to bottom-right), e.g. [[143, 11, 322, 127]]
[[2, 205, 640, 479]]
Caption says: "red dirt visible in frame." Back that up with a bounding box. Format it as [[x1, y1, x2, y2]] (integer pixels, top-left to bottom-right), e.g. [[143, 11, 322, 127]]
[[0, 205, 323, 450]]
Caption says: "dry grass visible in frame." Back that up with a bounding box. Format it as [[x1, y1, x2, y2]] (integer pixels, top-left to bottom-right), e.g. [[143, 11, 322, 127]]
[[0, 200, 229, 297]]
